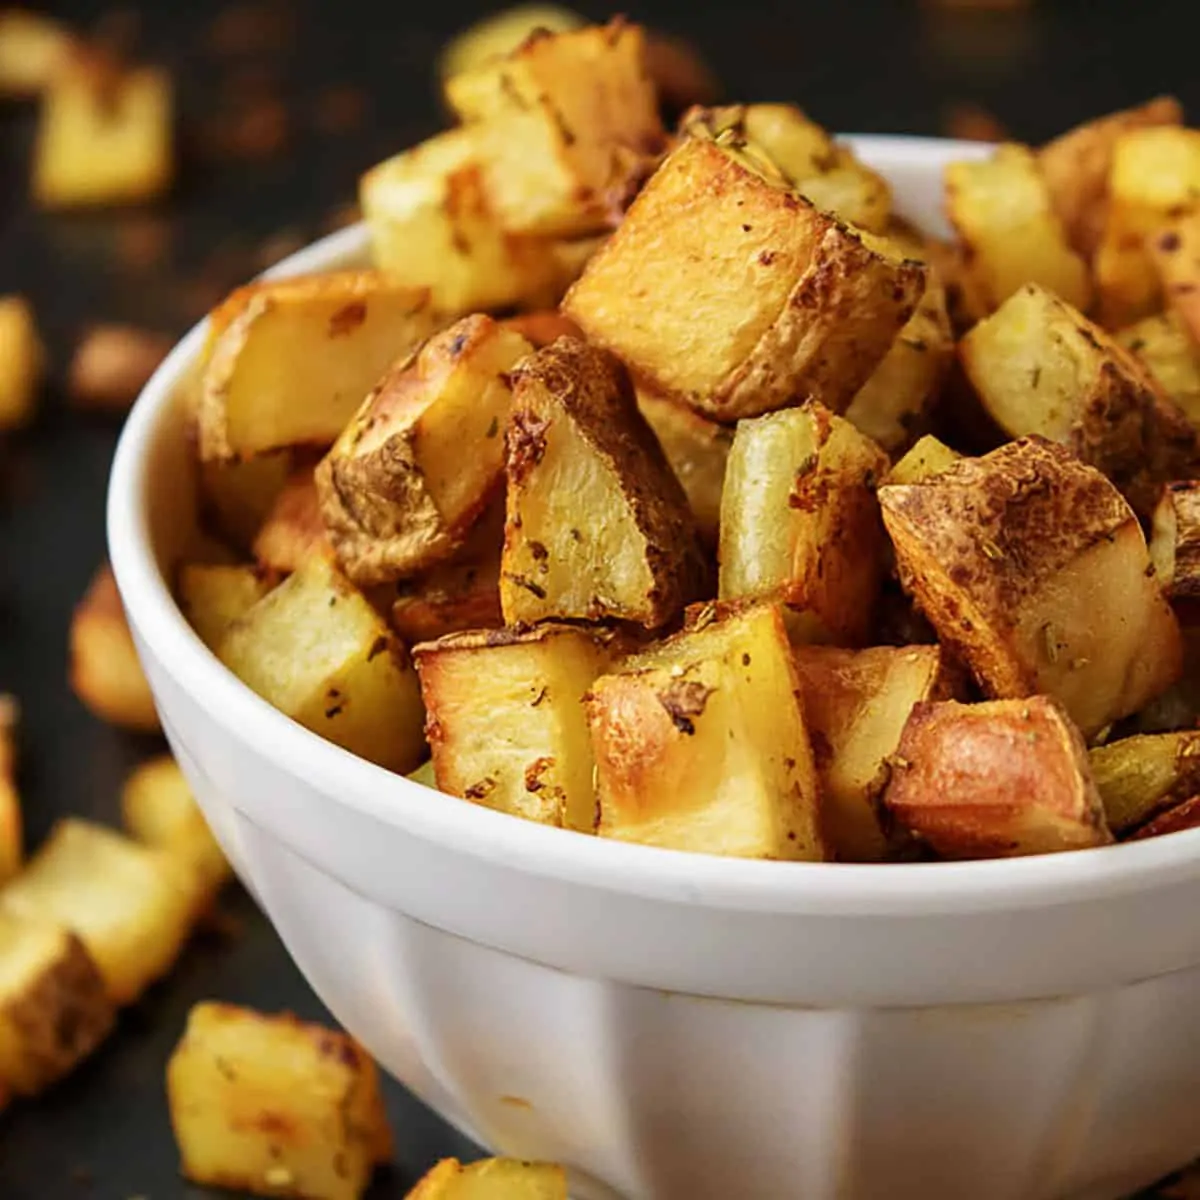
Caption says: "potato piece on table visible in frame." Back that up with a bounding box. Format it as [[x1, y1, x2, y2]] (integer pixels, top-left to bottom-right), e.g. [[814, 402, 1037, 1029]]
[[218, 552, 425, 774], [197, 272, 438, 461], [1089, 731, 1200, 835], [885, 696, 1111, 858], [318, 315, 530, 585], [879, 437, 1181, 737], [407, 1156, 568, 1199], [445, 20, 663, 237], [0, 10, 74, 96], [1038, 96, 1183, 260], [1150, 482, 1200, 598], [69, 563, 160, 733], [1115, 310, 1200, 426], [0, 295, 44, 430], [0, 819, 193, 1005], [1127, 794, 1200, 840], [0, 696, 20, 885], [0, 913, 114, 1096], [586, 603, 825, 860], [564, 135, 923, 422], [884, 434, 961, 486], [179, 563, 274, 651], [944, 144, 1091, 314], [719, 403, 889, 646], [793, 644, 961, 861], [200, 451, 293, 552], [253, 466, 327, 575], [67, 323, 171, 413], [415, 623, 611, 830], [168, 1002, 391, 1200], [501, 338, 705, 627]]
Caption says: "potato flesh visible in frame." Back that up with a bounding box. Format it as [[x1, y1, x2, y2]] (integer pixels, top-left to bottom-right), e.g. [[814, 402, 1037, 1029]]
[[408, 1157, 569, 1199], [1116, 311, 1200, 426], [884, 434, 960, 486], [1089, 731, 1200, 834], [253, 467, 328, 574], [179, 563, 273, 651]]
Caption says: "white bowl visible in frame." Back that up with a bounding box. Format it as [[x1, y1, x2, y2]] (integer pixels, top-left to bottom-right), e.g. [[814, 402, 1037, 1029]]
[[109, 136, 1200, 1200]]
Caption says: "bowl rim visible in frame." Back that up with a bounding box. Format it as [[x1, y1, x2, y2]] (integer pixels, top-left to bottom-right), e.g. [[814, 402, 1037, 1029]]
[[108, 132, 1200, 918]]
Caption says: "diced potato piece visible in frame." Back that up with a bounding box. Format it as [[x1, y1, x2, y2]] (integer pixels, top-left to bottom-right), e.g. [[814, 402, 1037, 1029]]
[[33, 57, 172, 207], [1115, 311, 1200, 426], [719, 404, 889, 646], [0, 295, 44, 430], [885, 697, 1112, 858], [438, 6, 584, 80], [407, 1156, 568, 1199], [317, 315, 530, 585], [1149, 212, 1200, 348], [415, 624, 611, 830], [445, 21, 663, 237], [217, 552, 425, 774], [1150, 482, 1200, 598], [1127, 793, 1200, 840], [1094, 126, 1200, 326], [122, 755, 231, 913], [564, 135, 924, 421], [1089, 731, 1200, 835], [69, 563, 160, 733], [879, 437, 1182, 736], [0, 913, 114, 1096], [67, 323, 171, 413], [1038, 96, 1183, 259], [0, 819, 193, 1005], [199, 451, 293, 552], [586, 603, 825, 860], [636, 388, 733, 545], [793, 644, 960, 861], [253, 467, 328, 574], [501, 338, 705, 627], [884, 434, 961, 486], [0, 696, 20, 885], [197, 273, 438, 461], [0, 10, 73, 95], [179, 563, 274, 651], [167, 1003, 391, 1200]]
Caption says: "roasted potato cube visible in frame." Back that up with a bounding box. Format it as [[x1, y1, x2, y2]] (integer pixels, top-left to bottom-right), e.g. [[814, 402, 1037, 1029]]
[[445, 20, 663, 237], [33, 57, 172, 207], [1089, 731, 1200, 835], [407, 1157, 568, 1199], [199, 451, 293, 553], [0, 819, 193, 1005], [318, 315, 530, 585], [0, 10, 73, 95], [884, 696, 1111, 858], [884, 434, 961, 486], [438, 6, 584, 81], [1150, 482, 1200, 598], [69, 563, 160, 733], [1038, 96, 1183, 259], [1149, 213, 1200, 348], [167, 1002, 391, 1200], [0, 913, 114, 1096], [197, 273, 438, 461], [564, 135, 924, 421], [719, 403, 889, 646], [253, 466, 328, 575], [0, 696, 20, 885], [793, 644, 961, 861], [879, 437, 1182, 736], [0, 295, 44, 430], [1115, 311, 1200, 426], [415, 623, 611, 830], [586, 603, 825, 859], [179, 563, 275, 651], [67, 323, 171, 413], [218, 553, 425, 774], [1127, 793, 1200, 840]]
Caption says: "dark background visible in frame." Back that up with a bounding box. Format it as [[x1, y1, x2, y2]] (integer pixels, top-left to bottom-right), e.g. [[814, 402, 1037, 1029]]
[[1, 2, 1198, 1197]]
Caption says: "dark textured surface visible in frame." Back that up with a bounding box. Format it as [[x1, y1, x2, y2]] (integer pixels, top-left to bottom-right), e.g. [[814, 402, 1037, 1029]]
[[1, 1, 1199, 1197]]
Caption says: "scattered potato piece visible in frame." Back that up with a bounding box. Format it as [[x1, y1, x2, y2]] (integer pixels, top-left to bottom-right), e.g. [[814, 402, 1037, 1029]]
[[217, 552, 426, 774], [1150, 482, 1200, 598], [67, 323, 171, 412], [1127, 793, 1200, 840], [33, 56, 172, 207], [501, 338, 705, 628], [1149, 212, 1200, 348], [438, 5, 584, 82], [0, 10, 73, 95], [69, 563, 160, 733], [415, 623, 612, 830], [587, 603, 825, 859], [1115, 310, 1200, 426], [884, 434, 961, 486], [197, 273, 438, 461], [179, 563, 275, 651], [1089, 731, 1200, 835], [253, 467, 327, 575], [879, 437, 1182, 736], [168, 1003, 391, 1200], [0, 295, 44, 430], [0, 819, 193, 1004], [0, 913, 114, 1096], [719, 403, 889, 646], [318, 315, 530, 585], [199, 451, 293, 552], [0, 697, 20, 885], [885, 697, 1112, 857], [406, 1157, 568, 1199], [565, 134, 923, 421]]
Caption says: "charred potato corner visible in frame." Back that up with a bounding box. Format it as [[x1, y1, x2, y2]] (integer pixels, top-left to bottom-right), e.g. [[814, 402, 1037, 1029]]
[[164, 18, 1200, 872]]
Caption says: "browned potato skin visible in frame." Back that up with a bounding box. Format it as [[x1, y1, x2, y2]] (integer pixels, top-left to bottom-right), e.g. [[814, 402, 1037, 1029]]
[[1127, 793, 1200, 840], [253, 466, 328, 574], [501, 337, 706, 628], [1151, 482, 1200, 598], [885, 697, 1112, 858]]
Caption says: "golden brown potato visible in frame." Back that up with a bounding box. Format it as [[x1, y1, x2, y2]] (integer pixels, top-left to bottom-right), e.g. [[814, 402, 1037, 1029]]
[[67, 323, 171, 413], [1089, 731, 1200, 835], [719, 403, 889, 646], [1115, 310, 1200, 427], [0, 696, 20, 885], [1038, 96, 1183, 259], [884, 697, 1112, 858], [586, 603, 826, 859], [1149, 212, 1200, 348], [879, 437, 1182, 737], [0, 819, 194, 1005], [168, 1002, 391, 1200], [415, 623, 612, 830], [1150, 482, 1200, 599], [501, 338, 705, 628], [0, 913, 114, 1097], [445, 20, 664, 237], [0, 10, 73, 95], [199, 451, 294, 553], [218, 552, 426, 774], [944, 144, 1091, 314], [883, 434, 961, 486], [178, 563, 275, 651], [0, 295, 44, 431], [69, 563, 160, 734], [317, 315, 531, 585], [564, 135, 924, 422], [438, 6, 584, 82], [1127, 793, 1200, 840], [253, 466, 328, 575], [197, 272, 439, 461], [406, 1157, 569, 1199]]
